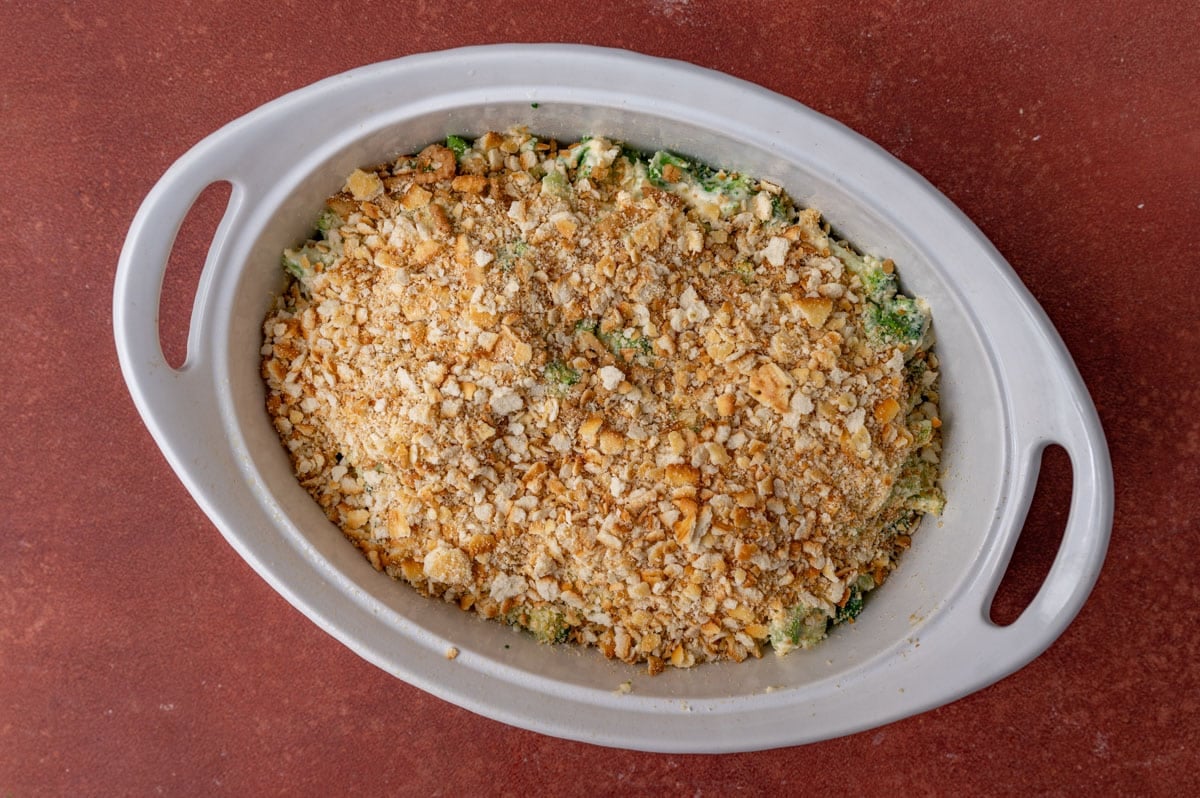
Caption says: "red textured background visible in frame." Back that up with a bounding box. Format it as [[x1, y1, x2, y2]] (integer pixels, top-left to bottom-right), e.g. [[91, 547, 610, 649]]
[[3, 0, 1198, 794]]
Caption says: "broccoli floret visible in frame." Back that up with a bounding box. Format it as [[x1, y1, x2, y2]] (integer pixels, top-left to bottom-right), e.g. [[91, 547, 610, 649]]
[[315, 209, 343, 235], [647, 151, 692, 187], [647, 150, 748, 193], [828, 241, 929, 349], [291, 207, 347, 278], [829, 241, 898, 303], [864, 295, 929, 348], [891, 454, 946, 516], [908, 491, 946, 516], [834, 586, 865, 625], [496, 240, 529, 272], [445, 134, 469, 159], [887, 510, 919, 536], [685, 158, 716, 184], [643, 150, 762, 215], [543, 360, 581, 388], [903, 355, 932, 408], [860, 266, 899, 304], [571, 141, 590, 169], [281, 242, 338, 287], [506, 605, 570, 644], [768, 605, 830, 655], [770, 193, 795, 223], [599, 329, 653, 361], [892, 454, 936, 498], [566, 137, 623, 181], [687, 160, 750, 193], [541, 170, 571, 198], [833, 574, 878, 625], [910, 418, 935, 447], [281, 252, 308, 281], [572, 142, 597, 179], [574, 318, 654, 363], [698, 170, 753, 197], [905, 352, 928, 385]]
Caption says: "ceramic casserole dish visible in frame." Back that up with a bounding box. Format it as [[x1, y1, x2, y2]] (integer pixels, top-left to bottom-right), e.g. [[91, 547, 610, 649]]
[[113, 44, 1112, 753]]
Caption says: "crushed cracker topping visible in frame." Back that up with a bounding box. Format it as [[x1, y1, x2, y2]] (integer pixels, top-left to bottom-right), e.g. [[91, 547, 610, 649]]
[[262, 129, 944, 671]]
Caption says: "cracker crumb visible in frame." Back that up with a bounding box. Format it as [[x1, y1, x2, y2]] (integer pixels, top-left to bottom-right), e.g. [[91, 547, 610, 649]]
[[261, 129, 943, 672]]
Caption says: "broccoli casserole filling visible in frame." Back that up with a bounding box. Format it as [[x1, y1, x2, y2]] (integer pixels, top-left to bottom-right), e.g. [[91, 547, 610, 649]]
[[261, 129, 944, 672]]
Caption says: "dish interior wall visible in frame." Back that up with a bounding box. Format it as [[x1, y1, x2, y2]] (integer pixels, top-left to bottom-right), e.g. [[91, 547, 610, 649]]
[[224, 101, 1007, 699]]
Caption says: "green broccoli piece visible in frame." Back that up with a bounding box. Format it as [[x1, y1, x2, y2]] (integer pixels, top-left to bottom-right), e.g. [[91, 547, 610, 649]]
[[281, 252, 308, 281], [543, 360, 581, 388], [887, 511, 919, 536], [860, 267, 899, 304], [541, 170, 571, 198], [496, 240, 529, 272], [829, 241, 898, 303], [834, 586, 865, 625], [688, 159, 750, 191], [910, 418, 935, 447], [648, 151, 747, 193], [770, 193, 795, 223], [768, 605, 830, 654], [833, 573, 878, 626], [445, 135, 469, 159], [599, 329, 653, 361], [864, 295, 929, 348], [890, 454, 946, 516], [892, 454, 936, 499], [698, 170, 753, 197], [643, 150, 762, 215], [290, 208, 348, 282], [829, 241, 928, 348], [573, 318, 652, 361], [908, 491, 946, 516], [281, 242, 338, 285], [506, 605, 570, 644], [315, 209, 343, 235], [573, 143, 594, 178], [647, 151, 692, 187], [568, 136, 593, 164], [686, 158, 716, 183], [576, 319, 652, 362], [903, 355, 932, 409]]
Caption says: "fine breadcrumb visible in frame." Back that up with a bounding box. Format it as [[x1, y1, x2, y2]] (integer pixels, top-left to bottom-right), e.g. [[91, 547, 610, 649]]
[[261, 129, 944, 672]]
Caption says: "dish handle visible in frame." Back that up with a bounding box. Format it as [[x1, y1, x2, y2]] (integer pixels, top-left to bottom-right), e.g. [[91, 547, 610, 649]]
[[932, 356, 1113, 689], [112, 126, 248, 465]]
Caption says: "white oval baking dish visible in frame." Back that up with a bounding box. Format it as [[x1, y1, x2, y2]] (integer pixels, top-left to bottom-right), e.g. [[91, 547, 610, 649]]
[[113, 45, 1112, 753]]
